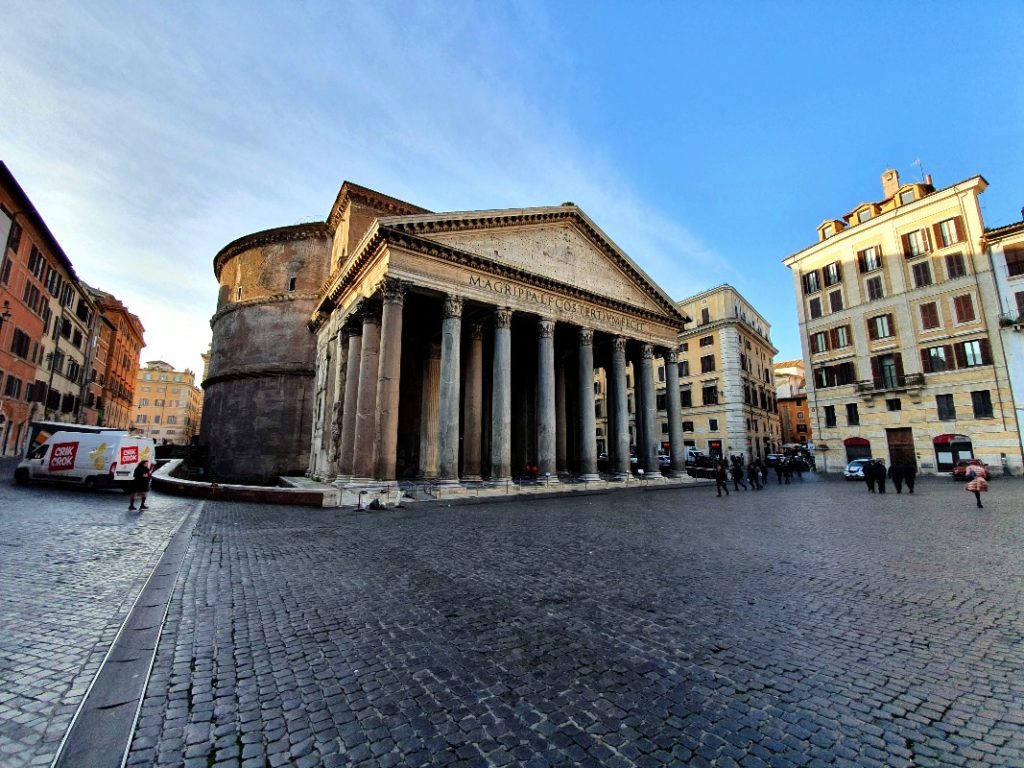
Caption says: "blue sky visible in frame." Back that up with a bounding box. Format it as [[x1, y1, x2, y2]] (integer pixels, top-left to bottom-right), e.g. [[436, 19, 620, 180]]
[[2, 1, 1021, 376]]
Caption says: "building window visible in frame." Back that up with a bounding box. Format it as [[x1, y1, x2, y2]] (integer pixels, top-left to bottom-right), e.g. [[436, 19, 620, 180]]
[[946, 252, 967, 279], [1016, 291, 1024, 319], [699, 335, 713, 347], [846, 403, 859, 426], [11, 328, 31, 358], [920, 302, 940, 330], [874, 354, 901, 389], [708, 418, 719, 431], [867, 313, 895, 340], [809, 331, 828, 355], [953, 294, 975, 323], [803, 271, 821, 294], [680, 389, 692, 408], [700, 307, 710, 325], [833, 325, 850, 348], [236, 286, 243, 301], [936, 394, 956, 421], [1005, 248, 1024, 278], [808, 297, 822, 319], [824, 261, 842, 286], [700, 355, 715, 373], [828, 290, 843, 312], [959, 339, 987, 368], [899, 189, 916, 205], [679, 360, 689, 376], [812, 361, 857, 389], [937, 217, 964, 247], [865, 276, 884, 301], [702, 385, 719, 406], [857, 209, 872, 223], [288, 276, 297, 292], [824, 405, 836, 427], [656, 393, 666, 411], [4, 375, 21, 398], [902, 229, 930, 258], [911, 261, 932, 288], [886, 398, 902, 411], [136, 414, 147, 423], [857, 246, 883, 273], [971, 390, 993, 418], [922, 346, 952, 372], [167, 416, 177, 424], [682, 420, 694, 432], [657, 366, 665, 383]]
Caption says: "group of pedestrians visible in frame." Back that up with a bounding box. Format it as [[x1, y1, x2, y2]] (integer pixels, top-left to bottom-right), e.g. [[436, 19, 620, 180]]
[[863, 459, 917, 494], [714, 456, 778, 496]]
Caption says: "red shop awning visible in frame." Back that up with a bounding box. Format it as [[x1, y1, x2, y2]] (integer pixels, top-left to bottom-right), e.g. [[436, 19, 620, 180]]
[[933, 434, 971, 444], [843, 437, 870, 446]]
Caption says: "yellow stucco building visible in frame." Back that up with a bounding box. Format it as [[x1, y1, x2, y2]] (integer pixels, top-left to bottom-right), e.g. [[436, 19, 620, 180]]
[[131, 360, 203, 445], [783, 170, 1022, 475]]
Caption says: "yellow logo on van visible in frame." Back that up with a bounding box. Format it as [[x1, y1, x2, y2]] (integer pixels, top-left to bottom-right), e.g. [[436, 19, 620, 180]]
[[89, 443, 108, 469], [140, 445, 152, 461]]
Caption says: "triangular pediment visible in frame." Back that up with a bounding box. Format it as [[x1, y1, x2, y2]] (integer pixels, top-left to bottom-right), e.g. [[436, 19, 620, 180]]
[[379, 207, 683, 322]]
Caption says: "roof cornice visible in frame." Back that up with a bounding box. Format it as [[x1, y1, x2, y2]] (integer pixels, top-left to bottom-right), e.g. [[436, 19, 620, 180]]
[[326, 181, 430, 232], [213, 223, 330, 279]]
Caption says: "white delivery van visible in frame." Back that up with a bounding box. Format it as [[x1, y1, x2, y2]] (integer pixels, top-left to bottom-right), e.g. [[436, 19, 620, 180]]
[[14, 430, 156, 491]]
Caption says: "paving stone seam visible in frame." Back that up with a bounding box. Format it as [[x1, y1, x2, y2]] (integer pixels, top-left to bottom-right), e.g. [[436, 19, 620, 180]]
[[48, 502, 203, 768]]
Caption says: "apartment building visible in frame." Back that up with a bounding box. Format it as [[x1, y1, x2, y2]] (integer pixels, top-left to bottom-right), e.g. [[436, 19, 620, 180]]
[[672, 285, 781, 461], [89, 287, 145, 429], [132, 360, 203, 444], [775, 359, 812, 446], [985, 219, 1024, 455], [783, 169, 1021, 475]]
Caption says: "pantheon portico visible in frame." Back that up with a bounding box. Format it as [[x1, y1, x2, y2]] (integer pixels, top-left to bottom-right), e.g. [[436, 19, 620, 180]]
[[200, 183, 690, 488]]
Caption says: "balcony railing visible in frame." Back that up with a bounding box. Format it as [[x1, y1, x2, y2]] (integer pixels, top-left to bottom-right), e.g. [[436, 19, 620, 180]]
[[998, 311, 1024, 329], [855, 372, 925, 395]]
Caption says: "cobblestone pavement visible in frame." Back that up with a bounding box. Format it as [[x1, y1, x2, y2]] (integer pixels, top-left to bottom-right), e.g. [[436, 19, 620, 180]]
[[124, 474, 1024, 768], [0, 459, 199, 768]]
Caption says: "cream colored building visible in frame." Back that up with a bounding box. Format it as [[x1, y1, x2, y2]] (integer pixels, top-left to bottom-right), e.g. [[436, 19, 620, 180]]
[[132, 360, 203, 444], [985, 220, 1024, 456], [670, 285, 780, 461], [783, 170, 1022, 475], [775, 359, 811, 447]]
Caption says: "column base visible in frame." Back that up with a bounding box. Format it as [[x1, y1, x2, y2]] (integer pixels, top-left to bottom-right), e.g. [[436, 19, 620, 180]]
[[333, 474, 352, 486], [640, 471, 664, 480], [577, 473, 601, 482], [345, 477, 380, 490], [435, 478, 462, 487], [610, 472, 630, 482], [461, 474, 483, 482], [537, 475, 559, 486], [489, 477, 513, 487]]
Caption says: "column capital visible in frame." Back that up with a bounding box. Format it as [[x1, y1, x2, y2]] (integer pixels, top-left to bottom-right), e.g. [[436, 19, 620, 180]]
[[443, 295, 464, 319], [378, 276, 406, 305], [612, 336, 627, 355], [494, 307, 513, 329], [640, 342, 654, 360], [358, 301, 382, 325], [470, 321, 484, 340], [665, 348, 679, 364], [579, 328, 594, 346], [538, 318, 555, 338]]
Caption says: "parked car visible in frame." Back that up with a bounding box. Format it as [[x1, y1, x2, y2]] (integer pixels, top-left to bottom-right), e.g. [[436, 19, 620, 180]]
[[765, 454, 786, 467], [844, 458, 874, 480], [658, 454, 671, 467], [952, 459, 988, 481]]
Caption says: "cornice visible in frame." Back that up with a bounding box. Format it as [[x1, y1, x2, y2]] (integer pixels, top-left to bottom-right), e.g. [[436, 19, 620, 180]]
[[326, 182, 431, 232], [213, 223, 331, 279], [210, 292, 320, 326], [309, 226, 684, 334], [202, 362, 315, 389]]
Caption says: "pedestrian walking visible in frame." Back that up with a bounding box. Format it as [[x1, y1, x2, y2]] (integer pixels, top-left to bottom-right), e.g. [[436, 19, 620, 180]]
[[759, 461, 769, 487], [874, 460, 887, 494], [715, 463, 730, 497], [888, 464, 904, 494], [775, 463, 783, 485], [904, 463, 917, 494], [747, 462, 761, 490], [865, 461, 876, 492], [129, 460, 152, 511], [966, 465, 989, 508], [782, 461, 792, 485], [730, 463, 747, 490]]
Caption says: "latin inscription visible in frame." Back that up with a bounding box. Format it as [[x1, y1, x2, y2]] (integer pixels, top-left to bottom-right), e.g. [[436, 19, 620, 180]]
[[468, 275, 645, 332]]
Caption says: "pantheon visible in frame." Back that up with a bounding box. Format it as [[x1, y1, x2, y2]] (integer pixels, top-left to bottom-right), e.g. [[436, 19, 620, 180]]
[[199, 182, 691, 488]]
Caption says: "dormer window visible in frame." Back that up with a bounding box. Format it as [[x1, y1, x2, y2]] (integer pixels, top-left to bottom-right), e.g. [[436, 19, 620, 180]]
[[823, 224, 835, 238], [899, 189, 916, 205], [857, 209, 872, 223]]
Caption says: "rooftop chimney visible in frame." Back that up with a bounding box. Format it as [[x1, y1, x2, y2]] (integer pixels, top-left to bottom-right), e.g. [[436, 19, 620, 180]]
[[925, 174, 933, 187], [881, 169, 900, 199]]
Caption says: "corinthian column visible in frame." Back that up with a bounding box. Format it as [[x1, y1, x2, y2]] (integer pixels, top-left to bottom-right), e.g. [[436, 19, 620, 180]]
[[663, 348, 685, 477], [610, 336, 630, 480], [462, 322, 484, 481], [437, 295, 463, 485], [555, 360, 567, 474], [638, 343, 663, 479], [419, 343, 441, 480], [577, 328, 600, 481], [349, 305, 382, 484], [536, 318, 558, 483], [335, 325, 362, 484], [490, 307, 513, 483], [373, 278, 405, 481]]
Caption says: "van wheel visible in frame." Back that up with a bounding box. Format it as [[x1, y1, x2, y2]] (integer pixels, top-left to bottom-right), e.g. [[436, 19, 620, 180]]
[[14, 468, 29, 486], [84, 476, 97, 491]]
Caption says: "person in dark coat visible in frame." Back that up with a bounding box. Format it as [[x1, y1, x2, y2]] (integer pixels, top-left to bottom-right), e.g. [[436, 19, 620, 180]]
[[888, 463, 904, 494], [715, 463, 730, 497], [782, 460, 792, 484], [865, 461, 876, 493], [747, 462, 761, 490], [874, 460, 887, 493], [904, 463, 917, 494], [129, 460, 152, 511], [730, 462, 747, 490]]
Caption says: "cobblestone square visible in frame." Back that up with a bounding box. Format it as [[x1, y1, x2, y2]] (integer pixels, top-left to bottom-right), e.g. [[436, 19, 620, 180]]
[[114, 475, 1024, 767]]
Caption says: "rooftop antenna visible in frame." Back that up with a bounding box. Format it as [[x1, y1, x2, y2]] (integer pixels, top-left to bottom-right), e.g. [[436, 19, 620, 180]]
[[911, 158, 926, 182]]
